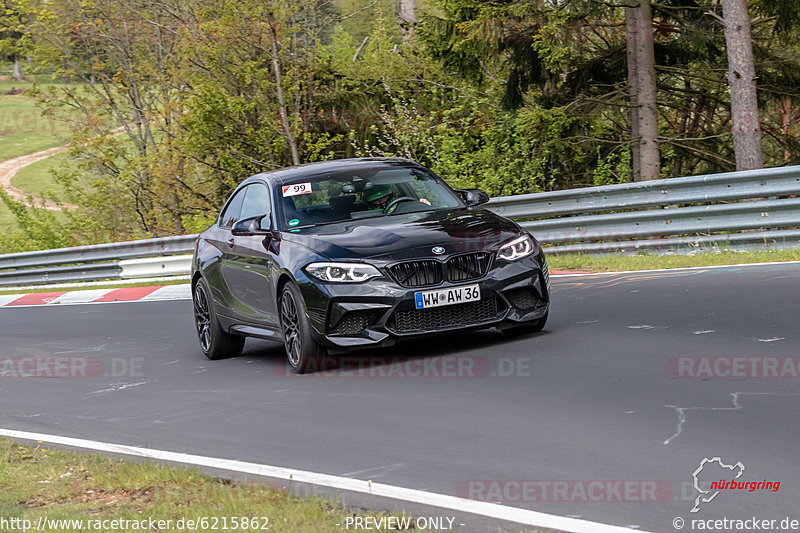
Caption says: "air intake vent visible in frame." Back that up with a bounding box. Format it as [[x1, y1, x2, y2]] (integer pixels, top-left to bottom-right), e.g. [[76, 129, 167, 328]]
[[328, 310, 377, 336], [392, 298, 503, 333]]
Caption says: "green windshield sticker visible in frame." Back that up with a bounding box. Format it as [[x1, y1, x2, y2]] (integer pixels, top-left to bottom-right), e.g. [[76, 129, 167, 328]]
[[288, 218, 300, 226]]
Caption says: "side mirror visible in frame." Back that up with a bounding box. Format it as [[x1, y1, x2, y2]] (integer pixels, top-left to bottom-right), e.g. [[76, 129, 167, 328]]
[[458, 188, 490, 207], [232, 215, 271, 236]]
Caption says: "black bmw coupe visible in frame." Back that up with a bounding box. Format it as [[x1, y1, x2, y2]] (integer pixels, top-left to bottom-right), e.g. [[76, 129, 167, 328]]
[[191, 158, 550, 373]]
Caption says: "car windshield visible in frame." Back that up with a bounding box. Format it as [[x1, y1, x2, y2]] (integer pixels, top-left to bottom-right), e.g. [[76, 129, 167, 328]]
[[277, 166, 463, 229]]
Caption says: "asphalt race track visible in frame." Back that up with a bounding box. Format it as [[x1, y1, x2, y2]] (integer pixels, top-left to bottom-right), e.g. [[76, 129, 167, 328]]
[[1, 263, 799, 532]]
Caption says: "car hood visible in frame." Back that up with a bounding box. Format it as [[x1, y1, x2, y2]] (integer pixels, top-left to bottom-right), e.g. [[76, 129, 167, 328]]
[[279, 208, 522, 261]]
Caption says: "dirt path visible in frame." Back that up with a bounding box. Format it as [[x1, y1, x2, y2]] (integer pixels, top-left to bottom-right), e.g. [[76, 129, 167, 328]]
[[0, 145, 75, 211]]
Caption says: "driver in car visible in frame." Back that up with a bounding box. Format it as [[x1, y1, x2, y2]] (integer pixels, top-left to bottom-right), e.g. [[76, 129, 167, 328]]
[[365, 184, 394, 210]]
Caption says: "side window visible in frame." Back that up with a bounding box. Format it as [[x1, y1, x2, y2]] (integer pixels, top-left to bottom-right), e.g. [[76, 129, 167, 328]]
[[239, 183, 272, 229], [219, 187, 247, 228]]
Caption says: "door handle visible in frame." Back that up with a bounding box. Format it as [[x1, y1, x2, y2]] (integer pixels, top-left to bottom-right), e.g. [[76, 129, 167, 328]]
[[226, 238, 235, 248]]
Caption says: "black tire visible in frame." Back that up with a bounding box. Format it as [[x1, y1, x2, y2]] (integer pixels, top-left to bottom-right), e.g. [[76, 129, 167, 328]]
[[193, 277, 245, 360], [280, 283, 326, 374], [500, 312, 548, 336]]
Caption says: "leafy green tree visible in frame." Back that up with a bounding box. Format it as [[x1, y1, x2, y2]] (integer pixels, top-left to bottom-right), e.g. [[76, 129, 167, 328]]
[[7, 0, 797, 253], [0, 0, 30, 80]]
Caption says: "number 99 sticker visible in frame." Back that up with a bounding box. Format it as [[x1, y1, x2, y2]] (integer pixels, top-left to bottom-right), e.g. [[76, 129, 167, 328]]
[[282, 182, 312, 197]]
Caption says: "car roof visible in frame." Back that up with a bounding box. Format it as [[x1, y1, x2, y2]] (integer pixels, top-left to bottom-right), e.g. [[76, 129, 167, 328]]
[[241, 157, 424, 187]]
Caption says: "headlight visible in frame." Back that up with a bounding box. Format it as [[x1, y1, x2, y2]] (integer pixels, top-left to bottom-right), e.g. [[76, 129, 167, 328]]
[[305, 262, 381, 283], [497, 235, 537, 262]]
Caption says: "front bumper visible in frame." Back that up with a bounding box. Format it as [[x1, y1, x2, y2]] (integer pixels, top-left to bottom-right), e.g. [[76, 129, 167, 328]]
[[297, 251, 550, 353]]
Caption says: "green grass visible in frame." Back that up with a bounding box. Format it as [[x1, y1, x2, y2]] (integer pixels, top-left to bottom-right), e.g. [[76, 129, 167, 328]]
[[0, 74, 77, 231], [0, 279, 190, 296], [0, 438, 429, 533], [547, 249, 800, 272], [10, 150, 70, 199], [0, 74, 43, 94], [0, 77, 71, 162]]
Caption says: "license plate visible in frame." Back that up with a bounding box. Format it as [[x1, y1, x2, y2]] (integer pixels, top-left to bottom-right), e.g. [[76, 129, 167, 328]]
[[414, 284, 481, 310]]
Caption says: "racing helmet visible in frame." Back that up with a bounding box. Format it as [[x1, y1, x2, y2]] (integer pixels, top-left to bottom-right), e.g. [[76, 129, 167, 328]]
[[365, 184, 393, 205]]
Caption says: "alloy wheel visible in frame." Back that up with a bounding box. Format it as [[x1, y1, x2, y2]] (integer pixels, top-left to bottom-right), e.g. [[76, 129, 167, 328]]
[[193, 284, 212, 352], [281, 290, 301, 366]]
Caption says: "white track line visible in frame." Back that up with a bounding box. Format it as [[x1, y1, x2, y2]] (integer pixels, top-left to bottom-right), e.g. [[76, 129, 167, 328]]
[[0, 428, 648, 533], [0, 294, 22, 306], [550, 259, 800, 278], [51, 289, 115, 305], [140, 285, 192, 301], [0, 286, 192, 308]]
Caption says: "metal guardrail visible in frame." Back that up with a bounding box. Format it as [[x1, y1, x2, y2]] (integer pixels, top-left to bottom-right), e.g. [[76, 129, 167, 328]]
[[488, 165, 800, 218], [1, 165, 799, 287], [0, 235, 196, 270], [0, 236, 196, 287], [487, 165, 800, 255]]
